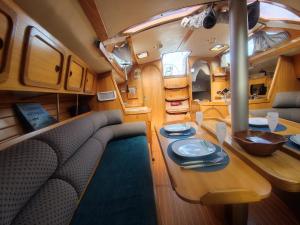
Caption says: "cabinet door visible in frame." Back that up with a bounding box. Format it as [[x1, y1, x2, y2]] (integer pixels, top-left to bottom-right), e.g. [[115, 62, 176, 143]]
[[84, 69, 95, 93], [66, 55, 85, 91], [21, 26, 65, 89], [0, 1, 16, 82]]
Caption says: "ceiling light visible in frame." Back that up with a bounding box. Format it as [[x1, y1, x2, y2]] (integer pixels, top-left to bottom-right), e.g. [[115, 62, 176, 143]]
[[136, 51, 148, 59], [210, 44, 228, 51]]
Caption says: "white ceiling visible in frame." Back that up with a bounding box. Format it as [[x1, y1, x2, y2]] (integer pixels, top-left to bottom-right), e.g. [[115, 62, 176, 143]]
[[95, 0, 300, 38], [131, 22, 230, 64]]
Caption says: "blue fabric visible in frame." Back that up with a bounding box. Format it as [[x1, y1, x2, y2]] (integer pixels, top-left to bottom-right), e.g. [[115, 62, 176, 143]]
[[71, 135, 157, 225], [285, 135, 300, 152], [167, 139, 230, 172], [249, 123, 287, 132], [160, 127, 196, 139]]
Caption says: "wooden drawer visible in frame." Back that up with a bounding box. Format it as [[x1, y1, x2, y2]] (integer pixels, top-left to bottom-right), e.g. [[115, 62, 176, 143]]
[[84, 69, 95, 93], [0, 1, 16, 82], [66, 55, 85, 91], [21, 26, 65, 89]]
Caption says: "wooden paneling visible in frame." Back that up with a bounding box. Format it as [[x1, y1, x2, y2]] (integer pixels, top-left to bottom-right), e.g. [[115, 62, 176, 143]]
[[293, 54, 300, 79], [66, 55, 85, 92], [0, 0, 97, 95], [84, 69, 96, 94], [0, 0, 16, 83], [21, 26, 64, 89], [0, 91, 76, 143], [141, 64, 165, 129]]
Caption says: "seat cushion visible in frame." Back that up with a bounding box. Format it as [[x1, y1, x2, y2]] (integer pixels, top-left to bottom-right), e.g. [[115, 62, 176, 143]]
[[37, 116, 94, 166], [12, 179, 78, 225], [0, 140, 57, 225], [53, 138, 104, 196], [89, 111, 108, 132], [272, 91, 300, 108], [71, 135, 157, 225]]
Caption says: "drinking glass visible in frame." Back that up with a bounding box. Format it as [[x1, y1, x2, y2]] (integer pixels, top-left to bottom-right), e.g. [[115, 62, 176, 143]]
[[196, 111, 203, 126], [216, 122, 227, 153], [267, 112, 279, 132]]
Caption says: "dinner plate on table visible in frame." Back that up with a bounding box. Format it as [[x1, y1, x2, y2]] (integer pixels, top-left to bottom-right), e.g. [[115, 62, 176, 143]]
[[289, 134, 300, 146], [249, 117, 268, 127], [163, 123, 191, 133], [172, 139, 216, 158]]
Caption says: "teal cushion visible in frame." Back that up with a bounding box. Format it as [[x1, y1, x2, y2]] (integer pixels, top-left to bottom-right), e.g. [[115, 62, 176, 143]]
[[71, 135, 157, 225]]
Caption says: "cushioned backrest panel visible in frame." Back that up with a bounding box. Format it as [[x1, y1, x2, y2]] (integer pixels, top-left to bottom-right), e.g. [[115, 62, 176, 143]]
[[103, 110, 123, 125], [12, 179, 78, 225], [110, 122, 146, 139], [0, 140, 57, 225], [53, 138, 104, 195], [36, 116, 94, 166], [272, 91, 300, 108], [92, 126, 114, 149], [89, 111, 108, 132]]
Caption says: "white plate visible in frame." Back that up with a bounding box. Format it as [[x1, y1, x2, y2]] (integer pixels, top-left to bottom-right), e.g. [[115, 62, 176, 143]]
[[163, 123, 191, 133], [249, 117, 268, 127], [290, 135, 300, 146], [172, 139, 216, 158]]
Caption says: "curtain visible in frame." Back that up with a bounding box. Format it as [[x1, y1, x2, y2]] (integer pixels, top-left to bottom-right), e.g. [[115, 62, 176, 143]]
[[253, 31, 289, 53]]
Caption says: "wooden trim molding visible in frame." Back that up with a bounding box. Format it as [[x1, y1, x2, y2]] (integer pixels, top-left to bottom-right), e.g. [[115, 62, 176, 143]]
[[21, 26, 65, 89], [0, 0, 17, 83], [78, 0, 108, 41]]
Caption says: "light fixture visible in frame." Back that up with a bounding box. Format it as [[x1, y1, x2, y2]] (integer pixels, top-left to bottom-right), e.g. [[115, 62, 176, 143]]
[[136, 51, 148, 59], [210, 44, 228, 51]]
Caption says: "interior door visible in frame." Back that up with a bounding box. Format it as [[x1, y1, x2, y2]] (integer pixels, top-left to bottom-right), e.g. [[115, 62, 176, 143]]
[[142, 64, 165, 129]]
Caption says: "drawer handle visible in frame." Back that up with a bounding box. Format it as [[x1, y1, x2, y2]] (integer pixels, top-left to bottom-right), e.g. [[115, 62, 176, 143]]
[[69, 71, 73, 76], [55, 65, 61, 72]]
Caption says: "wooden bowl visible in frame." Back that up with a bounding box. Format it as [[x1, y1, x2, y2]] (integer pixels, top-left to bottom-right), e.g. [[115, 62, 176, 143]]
[[233, 130, 287, 156]]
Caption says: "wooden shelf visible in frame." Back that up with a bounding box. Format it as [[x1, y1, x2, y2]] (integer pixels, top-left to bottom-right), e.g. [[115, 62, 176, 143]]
[[164, 77, 188, 89], [166, 100, 189, 114], [165, 88, 189, 101]]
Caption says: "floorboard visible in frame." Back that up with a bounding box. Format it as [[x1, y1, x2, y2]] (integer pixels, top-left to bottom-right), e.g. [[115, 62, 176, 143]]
[[150, 131, 300, 225]]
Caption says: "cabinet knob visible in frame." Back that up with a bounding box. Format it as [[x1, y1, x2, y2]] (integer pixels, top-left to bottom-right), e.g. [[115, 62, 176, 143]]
[[55, 65, 60, 72], [69, 71, 73, 76]]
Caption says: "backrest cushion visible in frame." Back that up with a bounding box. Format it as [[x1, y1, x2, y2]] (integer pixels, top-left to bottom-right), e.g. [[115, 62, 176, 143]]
[[272, 91, 300, 108], [36, 116, 94, 166], [92, 126, 114, 149], [110, 122, 146, 139], [53, 138, 104, 195], [103, 110, 123, 125], [0, 140, 57, 225], [89, 111, 108, 132], [12, 179, 78, 225]]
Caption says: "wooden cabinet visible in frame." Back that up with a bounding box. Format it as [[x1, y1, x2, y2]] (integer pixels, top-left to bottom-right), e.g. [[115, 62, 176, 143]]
[[21, 26, 65, 89], [0, 1, 16, 82], [293, 54, 300, 79], [84, 69, 96, 93], [66, 55, 85, 91]]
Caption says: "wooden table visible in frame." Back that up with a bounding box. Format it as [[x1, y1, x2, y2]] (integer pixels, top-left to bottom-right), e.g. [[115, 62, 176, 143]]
[[202, 118, 300, 192], [155, 123, 271, 225]]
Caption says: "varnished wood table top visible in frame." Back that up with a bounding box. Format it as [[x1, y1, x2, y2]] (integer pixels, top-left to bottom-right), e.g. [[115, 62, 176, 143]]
[[155, 123, 271, 205], [202, 118, 300, 192]]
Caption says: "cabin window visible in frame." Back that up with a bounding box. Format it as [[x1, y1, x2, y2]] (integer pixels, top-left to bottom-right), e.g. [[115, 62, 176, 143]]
[[162, 51, 190, 77], [259, 2, 300, 22]]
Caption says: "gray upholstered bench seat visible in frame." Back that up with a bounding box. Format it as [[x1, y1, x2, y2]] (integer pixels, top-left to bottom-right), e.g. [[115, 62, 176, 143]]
[[250, 91, 300, 123], [0, 110, 157, 225]]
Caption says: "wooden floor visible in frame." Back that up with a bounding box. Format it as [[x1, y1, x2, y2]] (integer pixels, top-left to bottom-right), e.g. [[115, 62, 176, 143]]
[[150, 131, 300, 225]]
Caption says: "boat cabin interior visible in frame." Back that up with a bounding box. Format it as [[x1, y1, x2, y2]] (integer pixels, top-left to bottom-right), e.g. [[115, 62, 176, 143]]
[[2, 0, 300, 225]]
